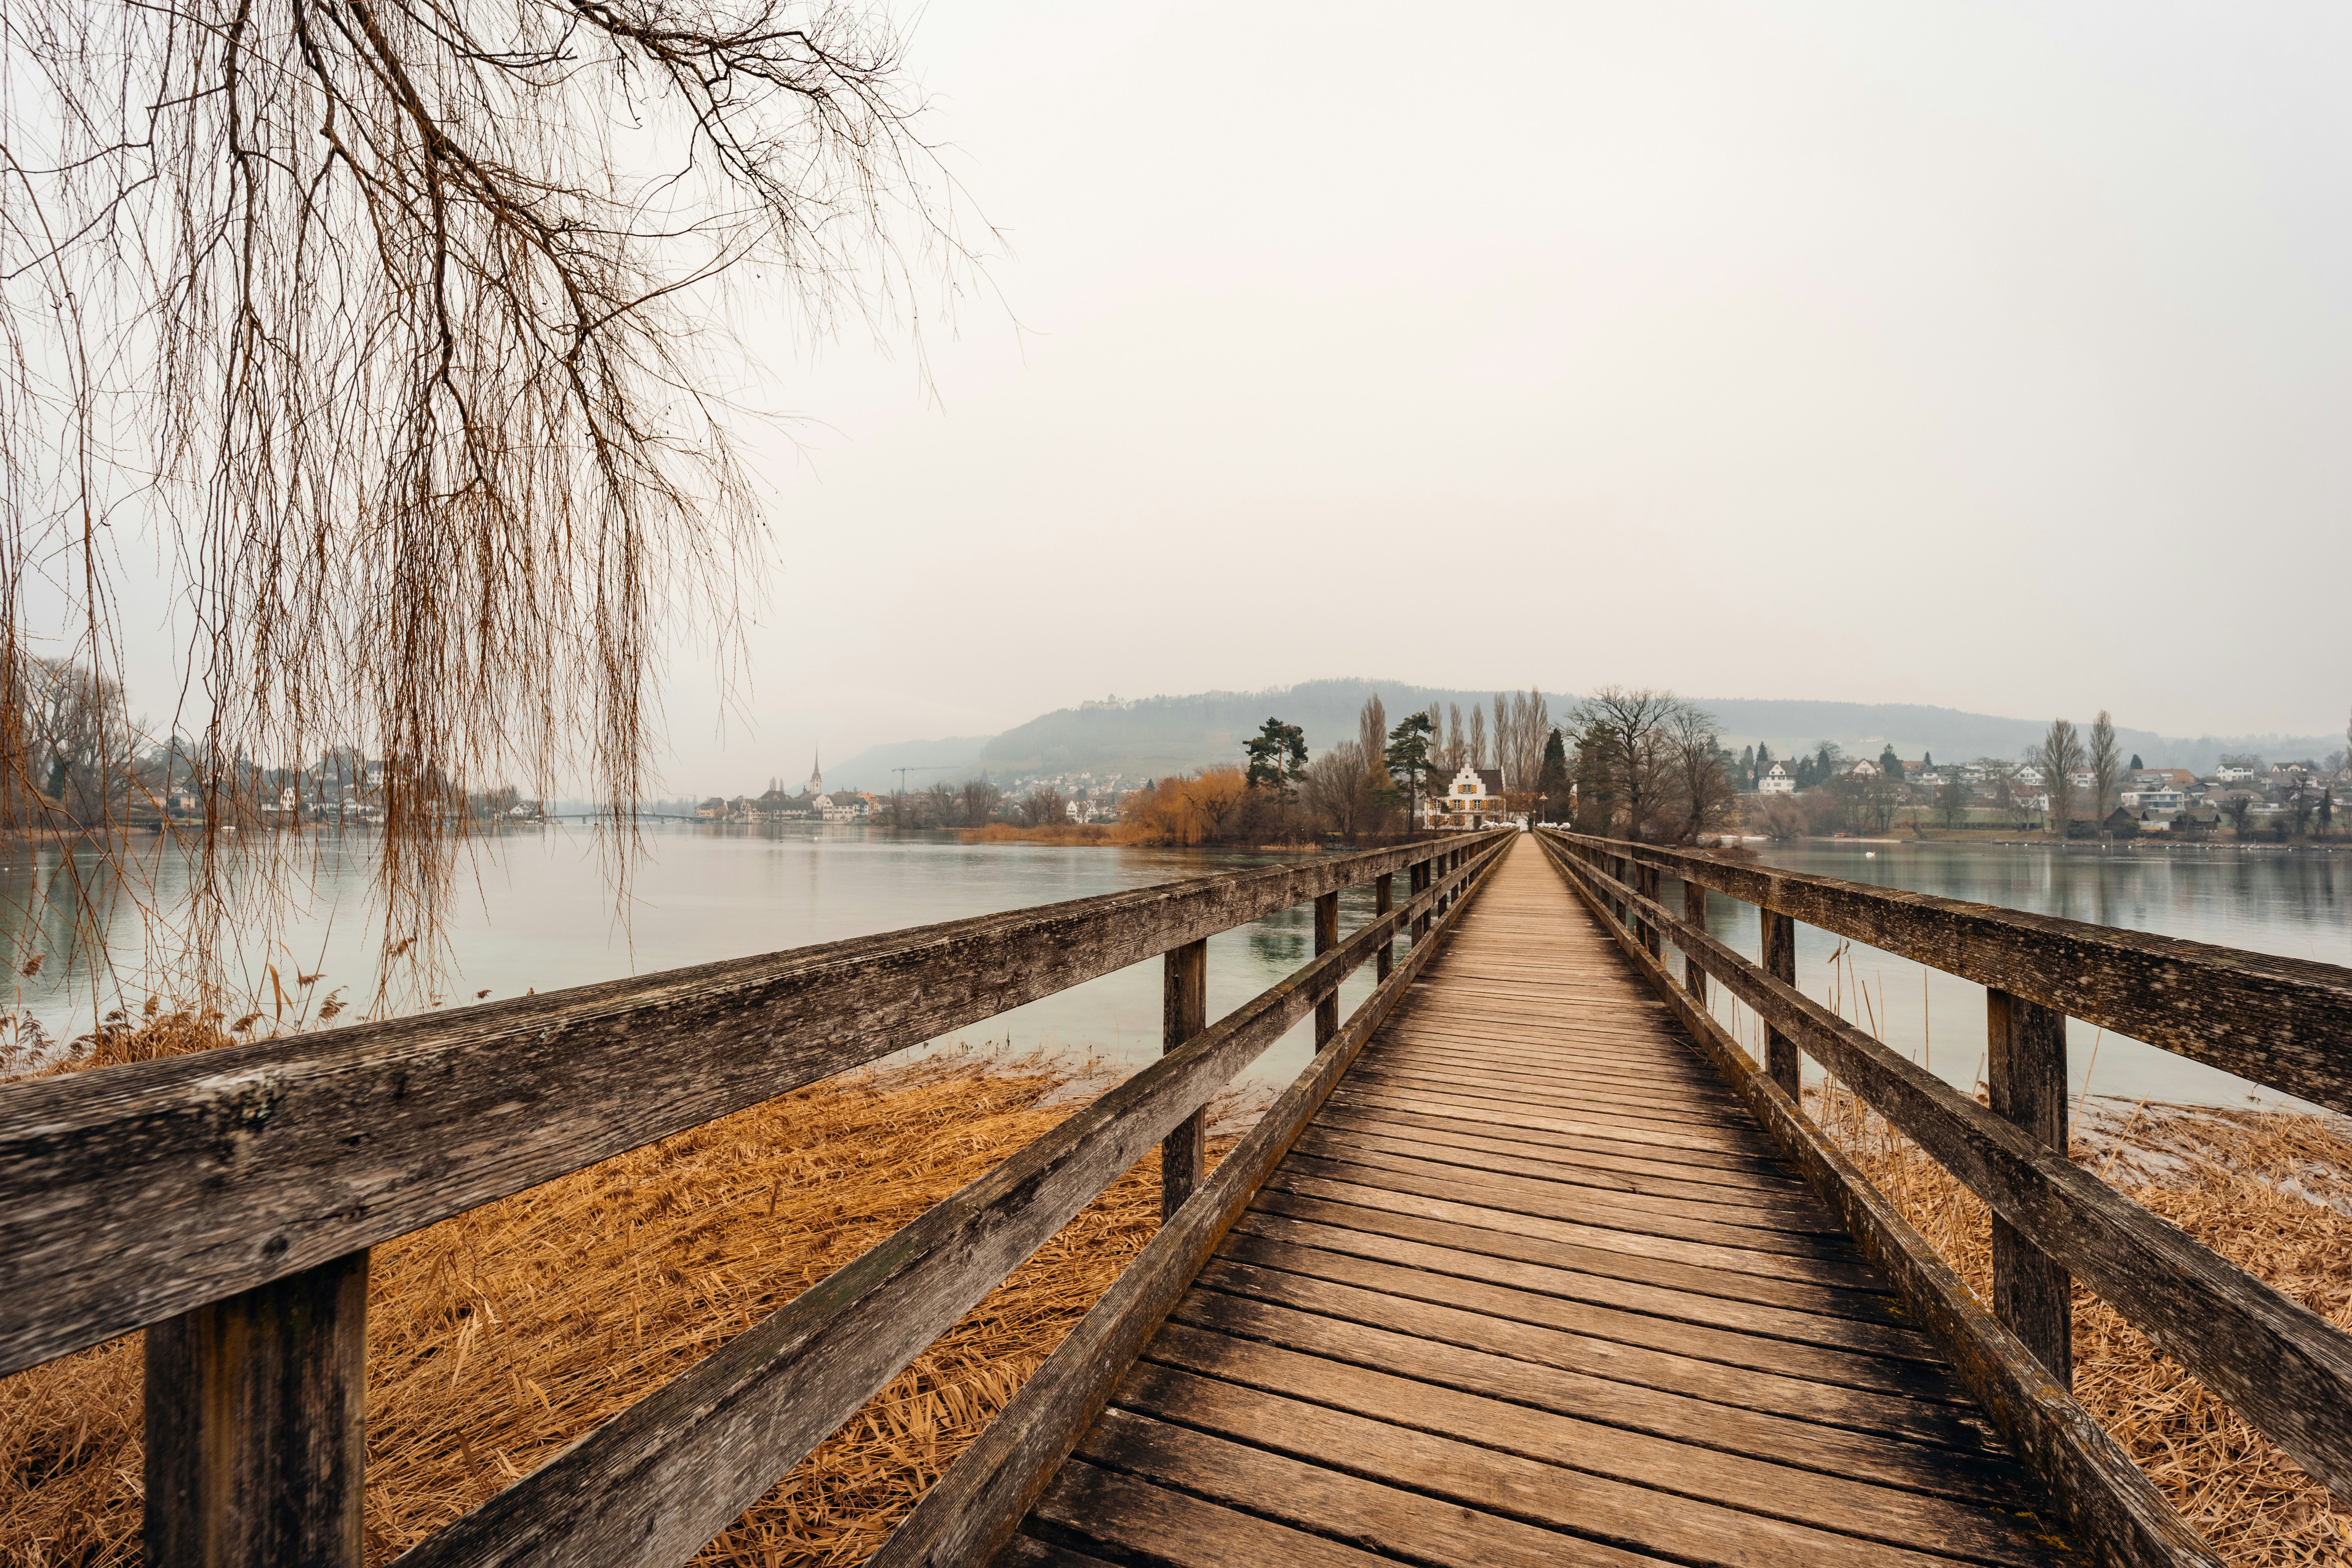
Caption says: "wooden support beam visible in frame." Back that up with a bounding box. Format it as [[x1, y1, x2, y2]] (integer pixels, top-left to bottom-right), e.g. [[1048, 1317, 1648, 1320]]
[[143, 1249, 369, 1568], [1374, 874, 1394, 984], [1161, 940, 1208, 1222], [1762, 909, 1799, 1097], [1989, 988, 2073, 1390], [1683, 878, 1708, 1004], [1313, 893, 1340, 1048]]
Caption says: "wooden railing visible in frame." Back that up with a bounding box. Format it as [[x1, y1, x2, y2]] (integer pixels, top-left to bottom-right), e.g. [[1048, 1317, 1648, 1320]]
[[0, 828, 1512, 1567], [1535, 827, 2352, 1568]]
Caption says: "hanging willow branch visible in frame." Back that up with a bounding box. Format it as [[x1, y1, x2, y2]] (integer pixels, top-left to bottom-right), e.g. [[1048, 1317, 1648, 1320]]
[[0, 0, 975, 999]]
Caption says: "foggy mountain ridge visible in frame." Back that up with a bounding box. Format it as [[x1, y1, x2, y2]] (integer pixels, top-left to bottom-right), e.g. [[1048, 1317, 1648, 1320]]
[[820, 678, 2345, 791]]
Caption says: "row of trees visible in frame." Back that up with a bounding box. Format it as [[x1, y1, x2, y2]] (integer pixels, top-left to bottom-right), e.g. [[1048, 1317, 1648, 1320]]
[[1562, 688, 1738, 843]]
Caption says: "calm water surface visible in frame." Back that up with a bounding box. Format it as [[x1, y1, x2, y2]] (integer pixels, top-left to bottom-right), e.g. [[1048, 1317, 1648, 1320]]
[[5, 828, 2347, 1108]]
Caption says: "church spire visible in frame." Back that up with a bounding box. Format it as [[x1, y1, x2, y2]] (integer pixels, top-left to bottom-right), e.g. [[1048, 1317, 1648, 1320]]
[[808, 748, 823, 794]]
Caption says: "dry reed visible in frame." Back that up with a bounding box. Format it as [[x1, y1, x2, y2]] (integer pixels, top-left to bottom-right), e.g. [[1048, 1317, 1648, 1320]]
[[1804, 1081, 2352, 1565], [2, 1044, 1215, 1567]]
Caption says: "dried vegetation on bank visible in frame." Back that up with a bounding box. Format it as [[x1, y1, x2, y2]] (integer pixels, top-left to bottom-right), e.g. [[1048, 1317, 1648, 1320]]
[[1807, 1082, 2352, 1565], [2, 1039, 1204, 1566]]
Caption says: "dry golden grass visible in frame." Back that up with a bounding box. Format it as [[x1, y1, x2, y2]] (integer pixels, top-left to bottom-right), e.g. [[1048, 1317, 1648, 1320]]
[[2, 1045, 1205, 1567], [954, 822, 1126, 846], [1805, 1082, 2352, 1566]]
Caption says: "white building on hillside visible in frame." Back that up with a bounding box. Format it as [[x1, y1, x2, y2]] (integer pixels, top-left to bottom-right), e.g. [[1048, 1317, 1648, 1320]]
[[1423, 764, 1506, 829], [1759, 762, 1795, 795]]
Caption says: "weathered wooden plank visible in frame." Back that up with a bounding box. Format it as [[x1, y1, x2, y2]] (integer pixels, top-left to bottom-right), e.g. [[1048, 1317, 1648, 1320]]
[[1112, 1363, 2013, 1568], [1763, 907, 1800, 1095], [1140, 1323, 2064, 1565], [1550, 829, 2352, 1116], [1278, 1150, 1855, 1257], [1287, 1132, 1846, 1234], [144, 1248, 370, 1568], [1207, 1238, 1967, 1408], [394, 846, 1506, 1568], [1544, 835, 2352, 1510], [0, 833, 1495, 1377], [1024, 1458, 1395, 1568], [1341, 1063, 1758, 1129], [1165, 1290, 2027, 1504], [1537, 831, 2226, 1568], [1989, 988, 2072, 1390], [866, 835, 1515, 1568], [1310, 1097, 1797, 1177], [1298, 1128, 1825, 1222], [992, 1533, 1122, 1568], [1327, 1084, 1782, 1158], [1310, 1104, 1807, 1192], [1063, 1416, 1657, 1568]]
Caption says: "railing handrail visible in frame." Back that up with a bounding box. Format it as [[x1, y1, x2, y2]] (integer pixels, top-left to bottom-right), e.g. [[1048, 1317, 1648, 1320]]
[[0, 834, 1486, 1379], [1535, 826, 2352, 1519], [1538, 829, 2352, 1115]]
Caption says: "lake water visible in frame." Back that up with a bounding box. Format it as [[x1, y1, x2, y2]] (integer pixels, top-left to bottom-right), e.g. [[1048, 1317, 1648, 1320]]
[[4, 828, 2347, 1111]]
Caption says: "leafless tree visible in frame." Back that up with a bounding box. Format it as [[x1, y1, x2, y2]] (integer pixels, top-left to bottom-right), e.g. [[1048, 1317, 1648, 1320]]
[[1300, 741, 1380, 838], [1441, 703, 1465, 773], [0, 0, 979, 991], [2089, 710, 2122, 839], [2034, 719, 2085, 839], [1660, 705, 1736, 842], [1018, 788, 1064, 828], [1571, 686, 1680, 840], [1468, 704, 1488, 771], [960, 779, 1001, 828]]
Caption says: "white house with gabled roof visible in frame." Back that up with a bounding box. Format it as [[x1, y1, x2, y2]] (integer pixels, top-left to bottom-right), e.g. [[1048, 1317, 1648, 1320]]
[[1423, 764, 1506, 829]]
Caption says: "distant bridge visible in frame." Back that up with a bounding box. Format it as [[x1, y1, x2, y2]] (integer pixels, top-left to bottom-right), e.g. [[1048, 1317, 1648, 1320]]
[[4, 830, 2348, 1565]]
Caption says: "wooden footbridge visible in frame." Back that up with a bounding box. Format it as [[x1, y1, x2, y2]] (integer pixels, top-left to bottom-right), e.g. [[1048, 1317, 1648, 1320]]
[[6, 829, 2352, 1566]]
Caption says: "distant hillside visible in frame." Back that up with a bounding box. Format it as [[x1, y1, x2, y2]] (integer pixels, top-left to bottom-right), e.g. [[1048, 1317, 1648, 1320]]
[[826, 680, 2342, 789]]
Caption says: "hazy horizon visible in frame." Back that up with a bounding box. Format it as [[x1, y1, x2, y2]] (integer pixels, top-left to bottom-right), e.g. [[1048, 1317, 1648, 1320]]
[[89, 3, 2352, 791]]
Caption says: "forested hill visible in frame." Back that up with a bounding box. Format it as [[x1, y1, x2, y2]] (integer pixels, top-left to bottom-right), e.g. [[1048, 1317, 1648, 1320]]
[[824, 679, 2342, 789]]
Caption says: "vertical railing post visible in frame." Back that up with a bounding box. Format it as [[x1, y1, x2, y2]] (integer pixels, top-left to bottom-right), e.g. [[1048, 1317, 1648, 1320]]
[[1410, 858, 1429, 944], [144, 1249, 371, 1568], [1682, 878, 1708, 1003], [1374, 872, 1394, 983], [1988, 987, 2073, 1388], [1160, 938, 1209, 1221], [1314, 891, 1341, 1046], [1637, 864, 1661, 958], [1761, 909, 1799, 1098]]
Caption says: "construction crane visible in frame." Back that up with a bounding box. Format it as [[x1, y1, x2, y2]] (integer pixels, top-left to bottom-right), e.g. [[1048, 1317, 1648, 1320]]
[[891, 764, 961, 793]]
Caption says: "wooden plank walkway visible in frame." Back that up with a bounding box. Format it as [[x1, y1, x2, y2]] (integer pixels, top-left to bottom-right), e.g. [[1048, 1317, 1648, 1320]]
[[999, 837, 2085, 1568]]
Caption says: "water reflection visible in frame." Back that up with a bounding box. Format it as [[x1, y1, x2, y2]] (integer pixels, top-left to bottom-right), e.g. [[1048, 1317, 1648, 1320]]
[[1671, 841, 2352, 1112]]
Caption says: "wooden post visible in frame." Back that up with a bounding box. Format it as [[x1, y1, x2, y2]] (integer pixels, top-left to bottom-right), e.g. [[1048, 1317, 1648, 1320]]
[[144, 1249, 370, 1568], [1374, 873, 1394, 983], [1989, 987, 2073, 1388], [1314, 891, 1341, 1046], [1160, 939, 1208, 1221], [1639, 865, 1662, 958], [1762, 909, 1799, 1098], [1683, 879, 1708, 1004]]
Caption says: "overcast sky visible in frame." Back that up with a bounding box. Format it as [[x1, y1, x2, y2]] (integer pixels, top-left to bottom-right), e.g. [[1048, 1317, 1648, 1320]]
[[185, 3, 2352, 787]]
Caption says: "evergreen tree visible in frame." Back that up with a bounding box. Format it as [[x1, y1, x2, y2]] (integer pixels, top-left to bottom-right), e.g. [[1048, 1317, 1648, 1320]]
[[1535, 727, 1572, 820], [1879, 745, 1903, 781], [1243, 717, 1308, 793], [1739, 744, 1756, 790], [2129, 753, 2143, 771], [1384, 712, 1437, 824], [1922, 751, 1933, 769]]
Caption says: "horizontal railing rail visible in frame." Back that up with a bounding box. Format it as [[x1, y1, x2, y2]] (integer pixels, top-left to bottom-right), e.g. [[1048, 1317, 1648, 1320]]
[[1, 826, 1510, 1568], [1546, 833, 2352, 1116], [0, 837, 1476, 1377], [1536, 828, 2352, 1536]]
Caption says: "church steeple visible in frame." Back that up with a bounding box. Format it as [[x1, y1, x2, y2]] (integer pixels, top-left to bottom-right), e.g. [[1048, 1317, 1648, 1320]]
[[808, 749, 823, 794]]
